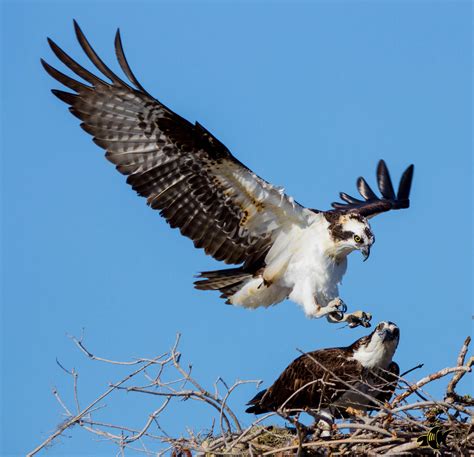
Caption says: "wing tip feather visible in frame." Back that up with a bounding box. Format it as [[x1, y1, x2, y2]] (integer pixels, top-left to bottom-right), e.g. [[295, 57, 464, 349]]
[[332, 159, 414, 217], [51, 88, 77, 104]]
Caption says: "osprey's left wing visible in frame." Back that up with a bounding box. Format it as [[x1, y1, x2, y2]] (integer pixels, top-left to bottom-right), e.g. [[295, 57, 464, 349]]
[[371, 361, 400, 407], [332, 160, 414, 219], [42, 22, 311, 267], [249, 348, 362, 412]]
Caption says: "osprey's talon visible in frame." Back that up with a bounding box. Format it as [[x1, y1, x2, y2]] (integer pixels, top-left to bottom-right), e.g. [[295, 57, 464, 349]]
[[347, 311, 372, 328], [328, 298, 347, 314], [315, 411, 334, 439], [326, 309, 372, 327], [329, 311, 344, 322], [338, 301, 348, 314], [43, 25, 414, 321], [321, 298, 348, 322]]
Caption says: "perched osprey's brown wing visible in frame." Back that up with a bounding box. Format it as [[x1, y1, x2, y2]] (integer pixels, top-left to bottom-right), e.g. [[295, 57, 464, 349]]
[[42, 22, 311, 266], [370, 361, 400, 408], [332, 160, 414, 219], [246, 348, 362, 413]]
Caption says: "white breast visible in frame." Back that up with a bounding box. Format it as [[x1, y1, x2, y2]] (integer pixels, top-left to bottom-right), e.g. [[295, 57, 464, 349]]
[[229, 213, 349, 315], [268, 213, 347, 313], [351, 336, 398, 369]]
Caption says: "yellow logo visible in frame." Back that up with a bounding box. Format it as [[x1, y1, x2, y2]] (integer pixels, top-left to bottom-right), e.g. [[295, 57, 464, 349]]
[[417, 425, 450, 450]]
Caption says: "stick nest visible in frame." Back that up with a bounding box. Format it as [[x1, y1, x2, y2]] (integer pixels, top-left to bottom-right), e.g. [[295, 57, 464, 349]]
[[28, 334, 473, 456]]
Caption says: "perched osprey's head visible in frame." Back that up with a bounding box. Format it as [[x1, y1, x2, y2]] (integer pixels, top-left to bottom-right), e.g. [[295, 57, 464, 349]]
[[351, 321, 400, 369], [324, 212, 375, 261]]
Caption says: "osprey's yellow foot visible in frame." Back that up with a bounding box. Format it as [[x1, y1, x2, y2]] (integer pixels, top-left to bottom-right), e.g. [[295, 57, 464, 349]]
[[326, 308, 372, 328], [314, 298, 347, 320], [314, 410, 335, 440], [346, 310, 372, 328]]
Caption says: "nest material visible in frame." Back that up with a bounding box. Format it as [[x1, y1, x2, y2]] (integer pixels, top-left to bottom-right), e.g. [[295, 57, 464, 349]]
[[28, 334, 473, 456]]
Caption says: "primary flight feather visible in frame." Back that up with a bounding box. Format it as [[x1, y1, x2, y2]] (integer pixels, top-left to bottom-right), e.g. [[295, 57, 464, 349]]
[[42, 22, 414, 327]]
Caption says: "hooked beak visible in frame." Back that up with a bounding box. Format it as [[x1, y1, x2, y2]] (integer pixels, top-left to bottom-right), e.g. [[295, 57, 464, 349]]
[[378, 328, 395, 342], [361, 245, 371, 262]]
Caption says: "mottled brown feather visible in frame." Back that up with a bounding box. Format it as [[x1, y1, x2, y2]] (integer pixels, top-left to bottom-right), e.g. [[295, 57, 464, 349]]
[[247, 345, 399, 416], [42, 22, 309, 267]]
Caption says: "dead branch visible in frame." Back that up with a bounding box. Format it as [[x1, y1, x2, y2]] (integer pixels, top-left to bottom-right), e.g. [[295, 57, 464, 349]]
[[445, 336, 474, 405], [391, 366, 471, 407], [29, 333, 473, 456]]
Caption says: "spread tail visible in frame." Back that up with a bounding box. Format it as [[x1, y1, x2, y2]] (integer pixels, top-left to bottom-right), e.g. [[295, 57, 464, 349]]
[[194, 268, 253, 300]]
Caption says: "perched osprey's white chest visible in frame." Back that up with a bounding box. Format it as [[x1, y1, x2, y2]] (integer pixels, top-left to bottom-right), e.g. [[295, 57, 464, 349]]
[[229, 213, 349, 316]]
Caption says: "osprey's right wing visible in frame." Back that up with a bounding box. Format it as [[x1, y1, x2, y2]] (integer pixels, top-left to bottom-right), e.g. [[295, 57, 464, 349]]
[[42, 21, 312, 268]]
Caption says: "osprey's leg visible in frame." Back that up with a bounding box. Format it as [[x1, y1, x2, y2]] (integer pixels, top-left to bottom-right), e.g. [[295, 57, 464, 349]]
[[309, 409, 334, 439], [327, 309, 372, 328], [308, 297, 347, 319], [308, 295, 371, 328]]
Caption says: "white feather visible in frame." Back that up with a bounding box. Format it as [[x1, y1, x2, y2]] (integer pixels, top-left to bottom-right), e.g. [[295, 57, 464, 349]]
[[229, 213, 350, 316], [352, 331, 399, 370]]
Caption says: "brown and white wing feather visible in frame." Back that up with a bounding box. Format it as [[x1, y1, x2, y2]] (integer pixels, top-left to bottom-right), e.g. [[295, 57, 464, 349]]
[[248, 348, 362, 413], [42, 21, 311, 265], [370, 361, 400, 408]]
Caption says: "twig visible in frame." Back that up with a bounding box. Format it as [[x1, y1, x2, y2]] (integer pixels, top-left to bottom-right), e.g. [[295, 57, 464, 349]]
[[384, 439, 421, 455], [27, 354, 165, 456], [29, 333, 473, 456], [260, 437, 400, 455], [446, 337, 473, 404], [122, 399, 172, 444], [400, 363, 424, 377], [391, 366, 471, 407]]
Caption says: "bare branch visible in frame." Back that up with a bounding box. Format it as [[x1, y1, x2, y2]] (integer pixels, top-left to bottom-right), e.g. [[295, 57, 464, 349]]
[[391, 366, 471, 407], [29, 333, 473, 456]]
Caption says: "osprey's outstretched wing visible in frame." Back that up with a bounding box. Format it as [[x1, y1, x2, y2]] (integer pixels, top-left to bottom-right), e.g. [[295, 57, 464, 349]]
[[42, 22, 311, 266], [332, 160, 414, 219]]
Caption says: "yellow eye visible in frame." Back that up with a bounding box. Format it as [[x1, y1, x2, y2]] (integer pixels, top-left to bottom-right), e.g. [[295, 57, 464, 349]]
[[353, 235, 362, 243]]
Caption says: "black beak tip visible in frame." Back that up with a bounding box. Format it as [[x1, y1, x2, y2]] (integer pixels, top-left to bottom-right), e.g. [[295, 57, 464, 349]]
[[361, 245, 371, 262]]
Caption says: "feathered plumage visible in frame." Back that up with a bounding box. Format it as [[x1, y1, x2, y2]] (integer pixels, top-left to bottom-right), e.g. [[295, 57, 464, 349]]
[[332, 160, 414, 218], [42, 23, 414, 325], [246, 321, 400, 416]]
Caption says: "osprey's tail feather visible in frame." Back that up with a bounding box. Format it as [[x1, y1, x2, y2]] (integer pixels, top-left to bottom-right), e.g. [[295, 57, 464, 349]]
[[245, 389, 268, 414], [194, 268, 253, 300]]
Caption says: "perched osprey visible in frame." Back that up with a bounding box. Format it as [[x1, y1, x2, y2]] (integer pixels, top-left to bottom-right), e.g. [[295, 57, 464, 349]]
[[42, 22, 414, 327], [246, 321, 400, 426]]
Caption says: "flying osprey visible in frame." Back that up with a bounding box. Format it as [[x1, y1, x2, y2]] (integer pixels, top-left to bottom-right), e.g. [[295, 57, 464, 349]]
[[42, 22, 414, 327], [246, 321, 400, 433]]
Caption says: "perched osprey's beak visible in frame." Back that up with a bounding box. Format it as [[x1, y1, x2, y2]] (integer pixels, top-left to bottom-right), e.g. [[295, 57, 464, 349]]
[[378, 328, 395, 342], [361, 246, 371, 262]]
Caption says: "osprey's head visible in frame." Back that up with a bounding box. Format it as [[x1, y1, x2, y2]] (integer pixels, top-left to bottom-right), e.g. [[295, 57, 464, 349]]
[[352, 321, 400, 369], [324, 212, 375, 261]]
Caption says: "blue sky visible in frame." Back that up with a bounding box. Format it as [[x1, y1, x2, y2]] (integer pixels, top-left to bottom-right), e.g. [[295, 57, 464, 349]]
[[1, 1, 472, 455]]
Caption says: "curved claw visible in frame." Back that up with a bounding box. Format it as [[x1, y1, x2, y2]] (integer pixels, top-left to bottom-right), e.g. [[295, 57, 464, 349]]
[[328, 311, 345, 322], [327, 310, 373, 327], [328, 298, 347, 313], [324, 299, 347, 322], [347, 311, 372, 328], [339, 301, 348, 314]]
